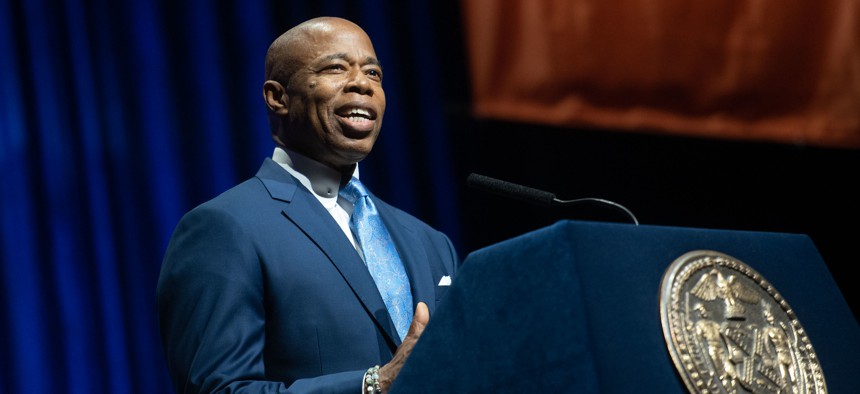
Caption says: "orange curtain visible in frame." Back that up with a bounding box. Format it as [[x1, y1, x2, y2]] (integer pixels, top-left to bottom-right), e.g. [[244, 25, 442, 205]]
[[461, 0, 860, 148]]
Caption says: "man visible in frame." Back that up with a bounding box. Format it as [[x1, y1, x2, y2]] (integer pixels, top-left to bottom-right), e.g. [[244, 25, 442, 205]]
[[156, 16, 459, 393]]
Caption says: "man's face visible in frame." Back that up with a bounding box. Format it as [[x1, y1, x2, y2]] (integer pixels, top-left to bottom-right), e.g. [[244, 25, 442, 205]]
[[283, 23, 386, 170]]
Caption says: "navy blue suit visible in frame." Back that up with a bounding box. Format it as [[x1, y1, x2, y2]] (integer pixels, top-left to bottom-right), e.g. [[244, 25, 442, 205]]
[[156, 158, 459, 393]]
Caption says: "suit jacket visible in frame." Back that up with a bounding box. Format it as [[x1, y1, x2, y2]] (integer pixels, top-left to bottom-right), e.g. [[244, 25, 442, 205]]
[[156, 158, 459, 393]]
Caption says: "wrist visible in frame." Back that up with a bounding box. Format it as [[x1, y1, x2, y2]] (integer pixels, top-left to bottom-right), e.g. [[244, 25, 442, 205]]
[[362, 365, 381, 394]]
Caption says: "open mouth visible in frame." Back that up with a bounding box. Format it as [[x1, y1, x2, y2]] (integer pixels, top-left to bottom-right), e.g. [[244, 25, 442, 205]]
[[336, 105, 377, 133]]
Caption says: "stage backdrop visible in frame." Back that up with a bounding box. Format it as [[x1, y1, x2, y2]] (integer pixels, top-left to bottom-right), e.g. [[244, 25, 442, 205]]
[[0, 1, 462, 393], [3, 0, 858, 393], [461, 0, 860, 148]]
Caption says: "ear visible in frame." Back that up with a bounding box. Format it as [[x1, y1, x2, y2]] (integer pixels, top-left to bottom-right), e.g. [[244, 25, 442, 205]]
[[263, 80, 289, 115]]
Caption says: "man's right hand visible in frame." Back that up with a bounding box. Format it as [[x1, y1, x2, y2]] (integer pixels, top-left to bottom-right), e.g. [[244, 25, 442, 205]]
[[376, 302, 430, 392]]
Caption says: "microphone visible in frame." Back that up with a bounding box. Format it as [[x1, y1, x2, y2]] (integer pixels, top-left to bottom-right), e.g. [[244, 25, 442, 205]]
[[466, 173, 640, 225], [466, 173, 556, 207]]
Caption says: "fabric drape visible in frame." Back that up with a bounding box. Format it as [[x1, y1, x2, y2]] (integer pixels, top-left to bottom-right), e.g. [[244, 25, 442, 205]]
[[462, 0, 860, 148]]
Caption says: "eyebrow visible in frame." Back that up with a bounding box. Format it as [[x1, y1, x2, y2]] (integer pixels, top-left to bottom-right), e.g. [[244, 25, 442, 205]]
[[320, 53, 382, 68]]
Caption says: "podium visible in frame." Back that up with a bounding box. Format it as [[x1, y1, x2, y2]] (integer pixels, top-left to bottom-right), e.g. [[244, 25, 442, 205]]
[[390, 220, 860, 393]]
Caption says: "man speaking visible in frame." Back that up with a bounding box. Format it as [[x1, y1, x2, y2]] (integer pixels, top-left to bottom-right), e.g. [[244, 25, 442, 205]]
[[156, 16, 459, 393]]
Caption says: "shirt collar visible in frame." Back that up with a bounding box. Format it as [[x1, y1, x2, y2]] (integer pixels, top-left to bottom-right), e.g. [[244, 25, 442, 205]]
[[272, 147, 359, 208]]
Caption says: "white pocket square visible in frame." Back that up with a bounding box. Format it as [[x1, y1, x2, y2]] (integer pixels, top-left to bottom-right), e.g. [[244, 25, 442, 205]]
[[437, 275, 451, 286]]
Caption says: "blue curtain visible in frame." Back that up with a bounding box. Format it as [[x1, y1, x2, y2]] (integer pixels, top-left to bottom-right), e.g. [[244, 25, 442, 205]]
[[0, 0, 462, 392]]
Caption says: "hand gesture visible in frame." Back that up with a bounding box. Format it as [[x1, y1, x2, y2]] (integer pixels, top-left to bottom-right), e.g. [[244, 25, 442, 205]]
[[377, 302, 430, 392]]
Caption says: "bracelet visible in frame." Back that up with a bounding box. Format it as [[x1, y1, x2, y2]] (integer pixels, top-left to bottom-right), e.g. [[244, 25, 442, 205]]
[[362, 365, 381, 394]]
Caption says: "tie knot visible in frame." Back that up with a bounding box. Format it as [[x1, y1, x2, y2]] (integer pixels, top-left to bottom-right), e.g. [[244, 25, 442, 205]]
[[339, 177, 368, 204]]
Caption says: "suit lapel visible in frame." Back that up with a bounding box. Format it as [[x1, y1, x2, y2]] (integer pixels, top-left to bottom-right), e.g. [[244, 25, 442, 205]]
[[255, 159, 401, 348]]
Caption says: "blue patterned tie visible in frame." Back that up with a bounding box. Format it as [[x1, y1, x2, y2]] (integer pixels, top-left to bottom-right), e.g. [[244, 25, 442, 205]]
[[340, 177, 413, 340]]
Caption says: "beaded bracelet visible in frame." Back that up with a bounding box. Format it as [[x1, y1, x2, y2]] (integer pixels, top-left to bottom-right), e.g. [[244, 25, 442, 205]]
[[362, 365, 381, 394]]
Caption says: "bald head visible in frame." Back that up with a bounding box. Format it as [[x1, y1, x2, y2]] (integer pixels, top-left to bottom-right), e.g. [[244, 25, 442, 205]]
[[264, 17, 370, 86]]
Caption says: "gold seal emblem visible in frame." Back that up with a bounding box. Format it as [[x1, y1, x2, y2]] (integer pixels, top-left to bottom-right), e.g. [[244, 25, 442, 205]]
[[659, 250, 827, 393]]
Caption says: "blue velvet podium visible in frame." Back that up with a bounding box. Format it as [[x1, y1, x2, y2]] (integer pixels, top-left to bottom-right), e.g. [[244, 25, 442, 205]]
[[390, 220, 859, 393]]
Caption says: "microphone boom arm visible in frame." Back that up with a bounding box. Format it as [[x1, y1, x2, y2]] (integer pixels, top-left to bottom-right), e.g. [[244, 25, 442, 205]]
[[467, 173, 640, 225], [551, 197, 639, 225]]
